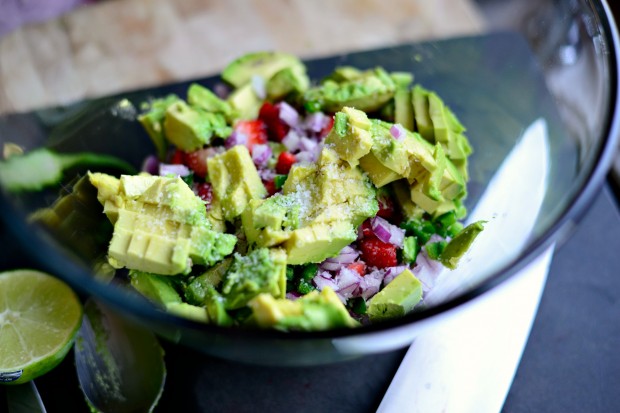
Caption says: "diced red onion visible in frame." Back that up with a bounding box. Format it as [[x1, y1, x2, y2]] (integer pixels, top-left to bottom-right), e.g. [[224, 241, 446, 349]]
[[304, 112, 329, 133], [299, 136, 318, 153], [259, 168, 276, 181], [324, 246, 359, 265], [413, 250, 443, 292], [282, 129, 301, 152], [286, 292, 302, 301], [251, 75, 266, 99], [225, 131, 248, 149], [383, 265, 409, 285], [214, 83, 230, 99], [251, 143, 272, 167], [294, 150, 315, 163], [278, 101, 300, 128], [159, 163, 190, 177], [360, 269, 384, 300], [141, 155, 159, 175], [390, 123, 406, 140], [313, 273, 338, 291], [370, 216, 405, 248], [319, 261, 342, 272], [335, 267, 363, 299]]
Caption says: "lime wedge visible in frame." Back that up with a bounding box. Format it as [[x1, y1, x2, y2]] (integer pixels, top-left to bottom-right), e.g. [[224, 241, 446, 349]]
[[0, 269, 82, 385]]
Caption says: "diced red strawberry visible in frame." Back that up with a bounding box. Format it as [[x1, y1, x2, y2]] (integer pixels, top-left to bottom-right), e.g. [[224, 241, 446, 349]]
[[377, 193, 396, 219], [276, 151, 296, 175], [170, 149, 185, 165], [359, 238, 397, 268], [195, 182, 213, 207], [259, 102, 290, 142], [183, 147, 214, 178], [347, 261, 367, 277], [360, 220, 375, 238], [234, 120, 268, 153], [263, 179, 277, 196], [319, 116, 334, 139]]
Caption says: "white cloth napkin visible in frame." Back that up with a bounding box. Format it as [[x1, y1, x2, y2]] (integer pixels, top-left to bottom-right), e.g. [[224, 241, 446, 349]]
[[378, 244, 554, 413]]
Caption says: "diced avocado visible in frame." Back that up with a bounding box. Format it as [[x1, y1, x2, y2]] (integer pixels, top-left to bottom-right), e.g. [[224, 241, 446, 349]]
[[203, 287, 234, 326], [241, 195, 300, 247], [394, 88, 414, 131], [207, 145, 267, 221], [165, 302, 209, 323], [284, 220, 357, 265], [412, 85, 434, 142], [426, 143, 448, 201], [185, 257, 232, 305], [428, 92, 449, 144], [221, 51, 306, 88], [304, 67, 396, 112], [323, 107, 373, 167], [163, 101, 231, 151], [221, 248, 287, 309], [392, 179, 425, 220], [359, 152, 402, 187], [138, 94, 181, 160], [325, 66, 363, 82], [89, 173, 236, 275], [248, 287, 359, 331], [185, 257, 233, 305], [187, 83, 235, 121], [390, 72, 414, 89], [410, 180, 458, 217], [227, 82, 263, 121], [266, 65, 310, 101], [367, 269, 422, 321], [439, 220, 485, 269], [129, 270, 182, 307]]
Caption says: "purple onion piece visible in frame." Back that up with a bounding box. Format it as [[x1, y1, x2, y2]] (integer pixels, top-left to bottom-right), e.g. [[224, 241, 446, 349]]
[[370, 216, 405, 248], [251, 143, 272, 167], [282, 129, 302, 152], [141, 155, 159, 175], [383, 265, 409, 285], [319, 261, 342, 272], [299, 136, 318, 153], [225, 131, 248, 149], [159, 163, 191, 177], [295, 150, 315, 164], [304, 112, 329, 133], [390, 123, 406, 140], [286, 292, 302, 301], [313, 274, 338, 291], [251, 75, 266, 99], [278, 101, 300, 128]]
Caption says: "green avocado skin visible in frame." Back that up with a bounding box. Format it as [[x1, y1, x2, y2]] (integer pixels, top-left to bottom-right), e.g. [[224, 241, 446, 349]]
[[439, 220, 486, 269]]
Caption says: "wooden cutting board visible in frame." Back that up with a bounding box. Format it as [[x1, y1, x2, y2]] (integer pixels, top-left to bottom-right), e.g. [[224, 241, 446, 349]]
[[0, 0, 484, 113]]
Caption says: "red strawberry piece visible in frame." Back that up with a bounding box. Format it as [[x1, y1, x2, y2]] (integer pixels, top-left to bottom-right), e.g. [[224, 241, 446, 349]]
[[195, 182, 213, 206], [263, 179, 277, 196], [170, 149, 185, 165], [234, 119, 268, 152], [359, 238, 398, 268], [183, 147, 215, 178], [360, 220, 375, 238], [275, 151, 296, 175], [347, 262, 367, 277], [319, 115, 334, 139], [259, 102, 290, 142], [377, 193, 396, 219]]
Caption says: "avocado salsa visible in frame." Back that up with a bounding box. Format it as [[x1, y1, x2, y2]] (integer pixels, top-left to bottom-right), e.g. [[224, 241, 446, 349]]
[[87, 51, 484, 331]]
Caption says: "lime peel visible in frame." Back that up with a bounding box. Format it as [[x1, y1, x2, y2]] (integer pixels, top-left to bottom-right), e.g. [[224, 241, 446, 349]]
[[0, 269, 82, 385]]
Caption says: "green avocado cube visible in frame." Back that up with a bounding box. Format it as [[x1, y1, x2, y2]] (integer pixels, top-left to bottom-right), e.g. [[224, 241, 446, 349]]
[[164, 101, 229, 151], [221, 51, 306, 88], [324, 107, 373, 167], [129, 270, 182, 307], [368, 269, 422, 321], [187, 83, 234, 120], [138, 94, 181, 160], [394, 88, 414, 131], [207, 145, 267, 221]]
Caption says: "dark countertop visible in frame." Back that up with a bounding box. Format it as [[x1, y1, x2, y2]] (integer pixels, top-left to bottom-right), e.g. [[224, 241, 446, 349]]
[[2, 182, 620, 412]]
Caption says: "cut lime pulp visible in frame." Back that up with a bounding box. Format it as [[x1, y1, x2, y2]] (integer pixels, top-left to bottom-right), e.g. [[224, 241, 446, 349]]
[[0, 269, 82, 385]]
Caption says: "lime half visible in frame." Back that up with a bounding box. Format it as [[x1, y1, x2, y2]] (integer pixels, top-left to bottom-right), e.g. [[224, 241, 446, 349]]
[[0, 269, 82, 385]]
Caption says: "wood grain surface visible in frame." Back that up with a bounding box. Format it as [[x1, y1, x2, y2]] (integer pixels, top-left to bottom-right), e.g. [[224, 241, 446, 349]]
[[0, 0, 485, 113]]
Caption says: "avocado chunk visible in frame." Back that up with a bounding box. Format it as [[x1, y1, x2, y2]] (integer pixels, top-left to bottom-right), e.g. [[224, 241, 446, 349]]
[[367, 269, 423, 321], [207, 145, 267, 221], [185, 257, 232, 306], [165, 302, 209, 323], [221, 51, 306, 89], [248, 287, 359, 331], [89, 173, 236, 275], [227, 82, 263, 121], [241, 147, 377, 264], [221, 248, 287, 310], [304, 67, 396, 112], [187, 83, 235, 121], [163, 101, 231, 151], [438, 220, 485, 269], [129, 270, 182, 307], [138, 94, 181, 160], [266, 65, 310, 101], [394, 88, 414, 131], [323, 107, 373, 167]]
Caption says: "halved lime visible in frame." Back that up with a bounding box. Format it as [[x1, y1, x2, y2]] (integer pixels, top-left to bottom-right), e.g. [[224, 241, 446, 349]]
[[0, 269, 82, 385]]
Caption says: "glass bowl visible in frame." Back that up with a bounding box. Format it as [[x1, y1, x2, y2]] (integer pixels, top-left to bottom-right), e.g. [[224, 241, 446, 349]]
[[0, 0, 618, 365]]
